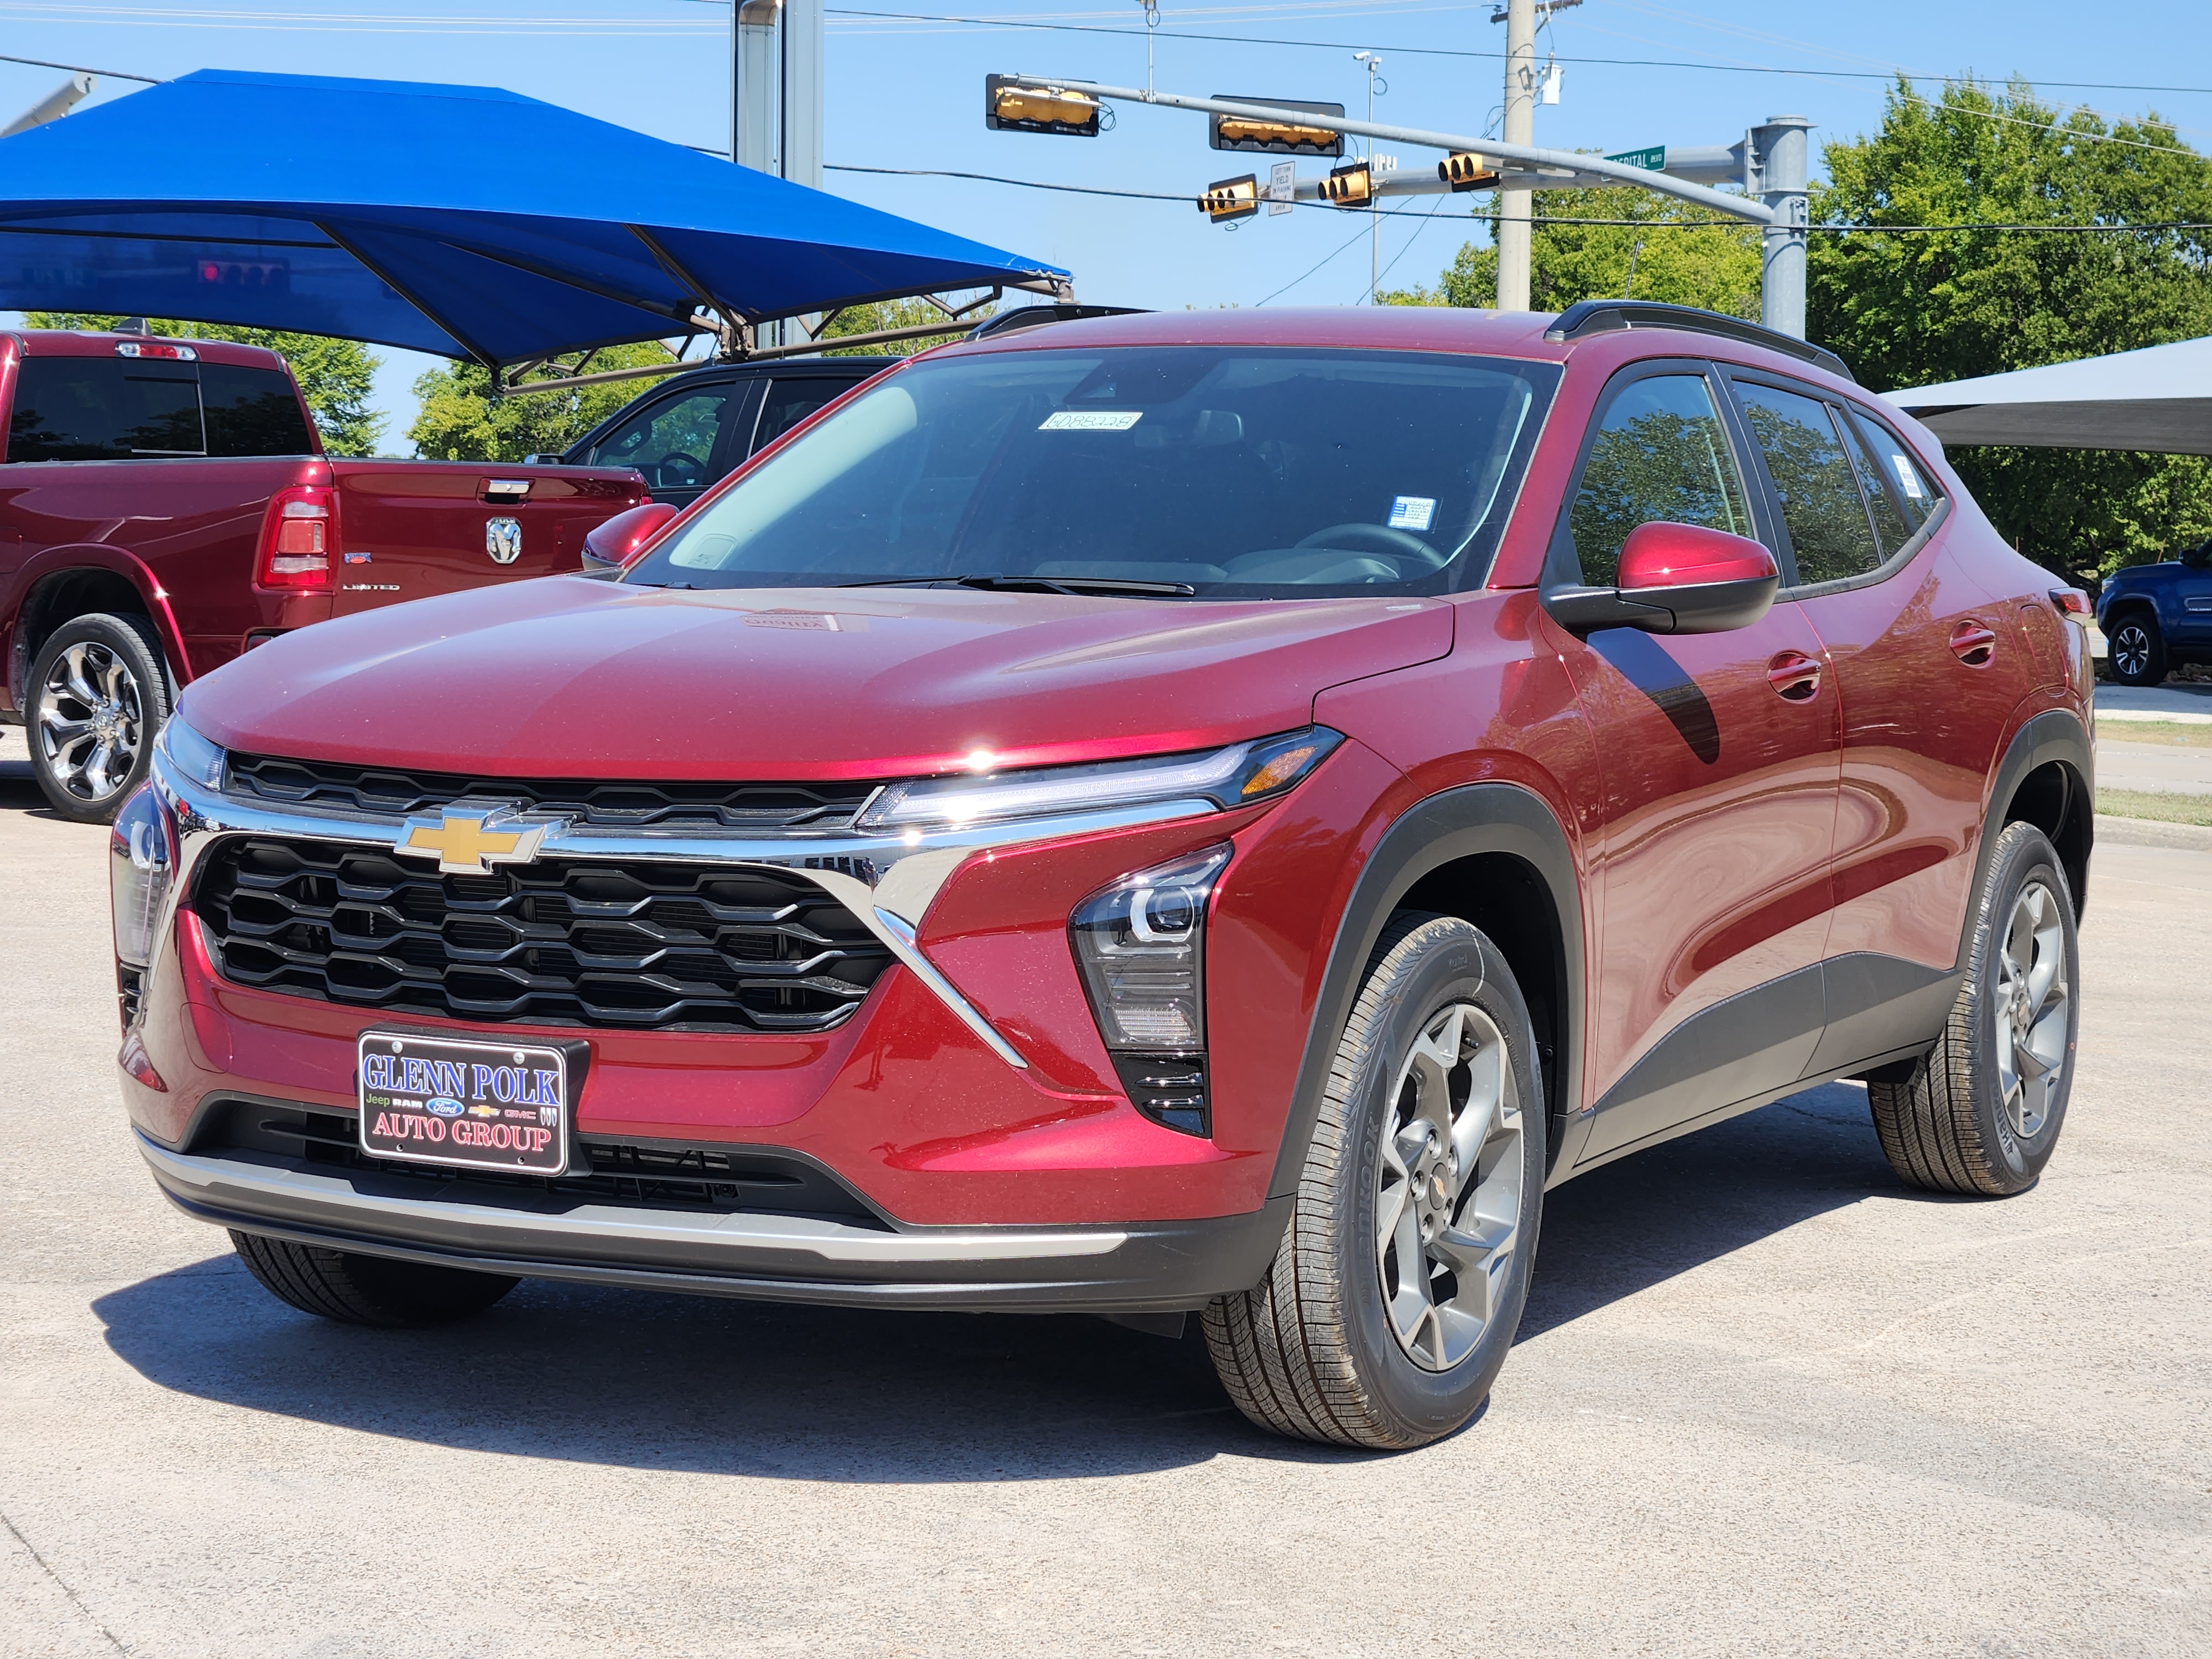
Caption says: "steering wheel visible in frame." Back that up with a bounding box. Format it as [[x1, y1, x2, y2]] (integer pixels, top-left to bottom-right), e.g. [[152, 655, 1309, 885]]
[[1295, 522, 1448, 571], [655, 453, 705, 488]]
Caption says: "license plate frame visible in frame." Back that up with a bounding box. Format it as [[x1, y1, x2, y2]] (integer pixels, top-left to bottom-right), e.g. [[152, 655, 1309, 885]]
[[357, 1029, 577, 1176]]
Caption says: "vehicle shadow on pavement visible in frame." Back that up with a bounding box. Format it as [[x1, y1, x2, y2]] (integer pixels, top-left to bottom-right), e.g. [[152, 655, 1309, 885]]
[[91, 1083, 1914, 1476]]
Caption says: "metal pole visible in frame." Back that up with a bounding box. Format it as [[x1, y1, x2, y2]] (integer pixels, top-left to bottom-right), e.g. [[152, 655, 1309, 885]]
[[1496, 0, 1536, 311], [782, 0, 824, 190], [1355, 53, 1383, 304], [1754, 115, 1811, 339], [732, 0, 780, 176]]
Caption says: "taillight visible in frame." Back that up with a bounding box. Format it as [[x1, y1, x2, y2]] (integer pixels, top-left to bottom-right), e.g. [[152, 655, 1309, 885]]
[[256, 485, 338, 590], [2049, 587, 2091, 618]]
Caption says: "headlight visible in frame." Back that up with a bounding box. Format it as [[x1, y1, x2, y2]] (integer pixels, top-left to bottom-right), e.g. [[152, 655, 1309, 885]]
[[153, 713, 226, 792], [111, 784, 176, 970], [855, 728, 1342, 834], [1070, 843, 1233, 1137]]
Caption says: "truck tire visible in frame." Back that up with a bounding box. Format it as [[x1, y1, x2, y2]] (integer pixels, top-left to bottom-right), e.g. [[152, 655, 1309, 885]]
[[27, 612, 173, 823], [2105, 609, 2167, 686], [1867, 821, 2079, 1196], [230, 1230, 519, 1327], [1202, 913, 1545, 1450]]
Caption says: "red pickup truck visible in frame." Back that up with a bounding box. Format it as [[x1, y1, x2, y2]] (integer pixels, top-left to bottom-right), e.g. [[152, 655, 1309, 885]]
[[0, 328, 646, 821]]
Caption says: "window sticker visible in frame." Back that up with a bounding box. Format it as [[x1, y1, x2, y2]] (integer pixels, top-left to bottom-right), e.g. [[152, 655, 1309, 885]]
[[1387, 495, 1437, 531], [1040, 410, 1142, 431], [1892, 454, 1925, 499]]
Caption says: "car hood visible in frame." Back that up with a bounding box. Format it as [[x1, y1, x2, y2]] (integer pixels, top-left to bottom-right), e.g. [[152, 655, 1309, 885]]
[[183, 577, 1454, 780]]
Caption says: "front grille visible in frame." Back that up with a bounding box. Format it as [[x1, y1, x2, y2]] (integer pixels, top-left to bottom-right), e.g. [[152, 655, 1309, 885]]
[[195, 837, 894, 1032], [225, 752, 879, 832], [198, 1099, 886, 1225]]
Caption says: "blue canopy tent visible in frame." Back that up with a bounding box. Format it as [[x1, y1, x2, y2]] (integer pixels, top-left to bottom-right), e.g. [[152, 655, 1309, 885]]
[[0, 69, 1070, 378]]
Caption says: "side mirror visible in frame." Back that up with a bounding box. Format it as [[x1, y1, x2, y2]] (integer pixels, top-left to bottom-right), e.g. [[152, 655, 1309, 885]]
[[1542, 521, 1780, 635], [521, 452, 567, 467], [581, 501, 680, 576]]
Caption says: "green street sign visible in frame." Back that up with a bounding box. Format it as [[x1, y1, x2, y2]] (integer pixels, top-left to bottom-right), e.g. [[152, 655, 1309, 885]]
[[1605, 145, 1666, 171]]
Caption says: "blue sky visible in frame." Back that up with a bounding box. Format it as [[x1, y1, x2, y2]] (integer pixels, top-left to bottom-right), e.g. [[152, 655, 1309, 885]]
[[4, 0, 2209, 451]]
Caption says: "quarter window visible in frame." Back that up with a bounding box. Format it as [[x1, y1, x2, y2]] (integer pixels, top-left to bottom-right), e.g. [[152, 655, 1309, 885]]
[[1733, 381, 1882, 585], [1567, 374, 1754, 586]]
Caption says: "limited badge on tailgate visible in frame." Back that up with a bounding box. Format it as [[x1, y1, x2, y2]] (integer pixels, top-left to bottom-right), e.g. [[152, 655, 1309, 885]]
[[358, 1030, 572, 1174]]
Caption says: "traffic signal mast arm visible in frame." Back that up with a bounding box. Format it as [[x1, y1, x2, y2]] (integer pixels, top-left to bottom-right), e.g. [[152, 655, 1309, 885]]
[[995, 79, 1779, 228]]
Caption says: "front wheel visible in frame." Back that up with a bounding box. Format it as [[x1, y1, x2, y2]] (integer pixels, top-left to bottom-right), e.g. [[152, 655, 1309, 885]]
[[1203, 913, 1545, 1450], [2105, 611, 2167, 686], [1868, 822, 2079, 1196], [28, 612, 171, 823], [231, 1231, 519, 1327]]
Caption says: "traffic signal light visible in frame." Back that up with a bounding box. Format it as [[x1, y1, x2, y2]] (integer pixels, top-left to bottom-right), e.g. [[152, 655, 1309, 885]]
[[985, 75, 1103, 137], [1209, 97, 1345, 158], [1317, 162, 1373, 207], [1439, 152, 1501, 191], [1199, 174, 1260, 223]]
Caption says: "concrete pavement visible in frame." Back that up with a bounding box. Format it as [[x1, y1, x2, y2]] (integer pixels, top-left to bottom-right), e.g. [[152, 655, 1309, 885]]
[[0, 745, 2206, 1658]]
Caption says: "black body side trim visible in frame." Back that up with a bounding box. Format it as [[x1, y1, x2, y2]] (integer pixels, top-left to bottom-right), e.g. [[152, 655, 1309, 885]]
[[1808, 952, 1960, 1080], [1267, 783, 1584, 1197], [1976, 708, 2096, 928]]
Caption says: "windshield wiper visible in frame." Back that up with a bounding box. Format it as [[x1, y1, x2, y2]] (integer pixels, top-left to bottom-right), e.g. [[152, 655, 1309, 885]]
[[833, 573, 1198, 597]]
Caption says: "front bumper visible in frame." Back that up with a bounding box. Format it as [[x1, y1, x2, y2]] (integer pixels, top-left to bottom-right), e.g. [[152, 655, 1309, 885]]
[[139, 1129, 1291, 1313]]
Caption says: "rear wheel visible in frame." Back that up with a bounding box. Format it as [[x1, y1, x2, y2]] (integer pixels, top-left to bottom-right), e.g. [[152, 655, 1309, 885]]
[[28, 612, 171, 823], [1867, 822, 2079, 1196], [2105, 611, 2167, 687], [231, 1231, 518, 1327], [1203, 913, 1545, 1450]]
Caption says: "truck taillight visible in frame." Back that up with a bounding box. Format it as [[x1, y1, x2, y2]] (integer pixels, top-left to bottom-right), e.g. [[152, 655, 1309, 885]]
[[256, 486, 337, 590]]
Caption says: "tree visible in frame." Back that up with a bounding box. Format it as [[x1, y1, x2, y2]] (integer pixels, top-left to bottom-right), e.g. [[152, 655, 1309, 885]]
[[25, 312, 385, 455], [1381, 186, 1761, 315], [1809, 79, 2212, 586], [406, 341, 676, 462], [817, 294, 996, 356]]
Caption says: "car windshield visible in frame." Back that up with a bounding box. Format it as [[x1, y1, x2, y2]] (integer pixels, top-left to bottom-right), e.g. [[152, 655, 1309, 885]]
[[623, 346, 1560, 598]]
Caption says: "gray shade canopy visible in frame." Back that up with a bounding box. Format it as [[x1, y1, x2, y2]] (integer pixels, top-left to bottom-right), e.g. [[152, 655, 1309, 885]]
[[1885, 336, 2212, 456]]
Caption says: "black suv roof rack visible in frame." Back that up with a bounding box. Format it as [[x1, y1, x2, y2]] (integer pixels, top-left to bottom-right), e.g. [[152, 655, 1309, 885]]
[[968, 304, 1150, 340], [1543, 300, 1854, 383]]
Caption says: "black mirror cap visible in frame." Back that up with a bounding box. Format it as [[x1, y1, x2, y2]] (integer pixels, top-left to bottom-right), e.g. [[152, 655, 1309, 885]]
[[1541, 572, 1780, 637]]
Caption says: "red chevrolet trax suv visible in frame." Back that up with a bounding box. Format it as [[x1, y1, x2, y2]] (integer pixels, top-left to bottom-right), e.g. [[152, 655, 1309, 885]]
[[110, 304, 2093, 1450]]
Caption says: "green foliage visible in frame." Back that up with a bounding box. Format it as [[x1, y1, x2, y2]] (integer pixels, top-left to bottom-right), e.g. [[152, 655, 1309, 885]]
[[817, 294, 996, 356], [405, 341, 675, 462], [1380, 186, 1761, 316], [1809, 79, 2212, 587], [24, 312, 385, 455]]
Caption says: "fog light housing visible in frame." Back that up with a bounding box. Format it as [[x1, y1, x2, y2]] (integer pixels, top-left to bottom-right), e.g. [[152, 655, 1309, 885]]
[[1071, 843, 1232, 1135], [110, 783, 176, 977]]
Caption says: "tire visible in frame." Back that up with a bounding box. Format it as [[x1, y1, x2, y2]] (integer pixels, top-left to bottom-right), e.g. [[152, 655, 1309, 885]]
[[1867, 822, 2079, 1197], [2105, 609, 2167, 687], [230, 1230, 519, 1327], [1203, 913, 1546, 1450], [27, 612, 173, 823]]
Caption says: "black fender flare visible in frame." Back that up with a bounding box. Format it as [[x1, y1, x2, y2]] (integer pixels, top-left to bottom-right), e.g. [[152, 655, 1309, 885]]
[[1265, 782, 1585, 1198], [1965, 707, 2095, 950]]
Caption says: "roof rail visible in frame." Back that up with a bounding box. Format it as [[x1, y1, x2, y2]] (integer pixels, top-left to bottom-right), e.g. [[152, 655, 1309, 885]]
[[968, 304, 1150, 340], [1543, 300, 1854, 383]]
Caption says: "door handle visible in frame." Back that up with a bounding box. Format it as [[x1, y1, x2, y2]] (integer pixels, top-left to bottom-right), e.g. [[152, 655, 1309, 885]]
[[1950, 621, 1997, 666], [1766, 650, 1822, 702]]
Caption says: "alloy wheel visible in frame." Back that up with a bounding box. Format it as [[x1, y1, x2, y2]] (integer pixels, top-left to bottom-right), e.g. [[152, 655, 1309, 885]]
[[2110, 623, 2152, 679], [1992, 878, 2070, 1140], [1373, 1000, 1524, 1372], [35, 640, 144, 805]]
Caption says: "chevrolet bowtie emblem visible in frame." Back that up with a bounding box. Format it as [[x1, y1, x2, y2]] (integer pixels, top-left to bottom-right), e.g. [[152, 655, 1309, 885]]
[[394, 807, 550, 874]]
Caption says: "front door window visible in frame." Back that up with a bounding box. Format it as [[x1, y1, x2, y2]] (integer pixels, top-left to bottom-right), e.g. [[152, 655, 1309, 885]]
[[589, 390, 730, 498]]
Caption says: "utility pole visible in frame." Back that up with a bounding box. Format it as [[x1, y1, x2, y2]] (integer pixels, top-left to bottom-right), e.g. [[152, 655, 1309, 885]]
[[1496, 0, 1536, 311], [732, 0, 825, 346], [1354, 52, 1384, 303], [1751, 116, 1811, 340]]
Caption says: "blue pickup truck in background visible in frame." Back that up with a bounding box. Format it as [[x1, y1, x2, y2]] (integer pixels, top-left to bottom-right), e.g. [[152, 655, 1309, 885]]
[[2098, 539, 2212, 685]]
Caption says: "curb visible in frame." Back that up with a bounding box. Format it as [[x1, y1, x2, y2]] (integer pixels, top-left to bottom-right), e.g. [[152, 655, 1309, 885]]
[[2095, 814, 2212, 852]]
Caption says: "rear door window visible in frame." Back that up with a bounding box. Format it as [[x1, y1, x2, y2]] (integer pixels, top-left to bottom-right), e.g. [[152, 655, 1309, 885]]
[[200, 363, 314, 456], [752, 377, 863, 456], [8, 357, 202, 461], [1730, 380, 1882, 585], [1566, 373, 1754, 586]]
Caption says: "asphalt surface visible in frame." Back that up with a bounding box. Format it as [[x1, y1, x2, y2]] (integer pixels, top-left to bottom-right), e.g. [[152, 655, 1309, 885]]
[[1, 731, 2206, 1658]]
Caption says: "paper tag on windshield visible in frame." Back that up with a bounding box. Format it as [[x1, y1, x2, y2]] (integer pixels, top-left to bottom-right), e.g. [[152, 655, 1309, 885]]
[[1892, 455, 1924, 499], [1388, 496, 1437, 531], [1041, 410, 1142, 431]]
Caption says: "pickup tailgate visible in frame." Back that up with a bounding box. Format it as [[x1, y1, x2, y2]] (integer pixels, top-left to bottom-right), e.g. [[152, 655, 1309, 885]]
[[327, 461, 645, 616]]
